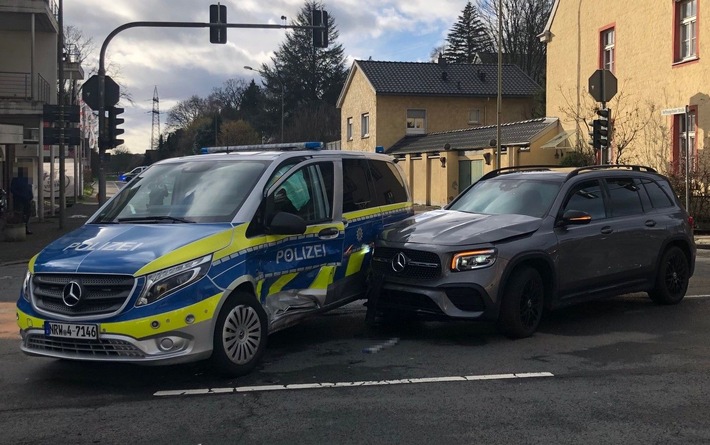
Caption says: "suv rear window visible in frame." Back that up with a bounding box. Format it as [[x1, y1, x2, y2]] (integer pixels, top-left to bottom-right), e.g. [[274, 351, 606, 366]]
[[642, 178, 674, 208]]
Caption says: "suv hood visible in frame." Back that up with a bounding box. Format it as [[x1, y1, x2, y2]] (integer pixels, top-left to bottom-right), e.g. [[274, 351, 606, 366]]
[[380, 209, 542, 246], [32, 224, 233, 274]]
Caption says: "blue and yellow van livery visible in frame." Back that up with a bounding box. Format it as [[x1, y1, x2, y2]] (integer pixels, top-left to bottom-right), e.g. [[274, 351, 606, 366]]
[[16, 144, 412, 375]]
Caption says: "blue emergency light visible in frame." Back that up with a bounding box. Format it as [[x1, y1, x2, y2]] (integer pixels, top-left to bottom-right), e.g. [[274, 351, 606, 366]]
[[201, 141, 324, 154]]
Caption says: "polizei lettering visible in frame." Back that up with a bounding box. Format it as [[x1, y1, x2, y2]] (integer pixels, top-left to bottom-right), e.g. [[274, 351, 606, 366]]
[[276, 244, 327, 264], [63, 241, 144, 252]]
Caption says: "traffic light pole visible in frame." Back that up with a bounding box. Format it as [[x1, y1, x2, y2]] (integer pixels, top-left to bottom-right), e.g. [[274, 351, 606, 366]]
[[95, 18, 326, 204]]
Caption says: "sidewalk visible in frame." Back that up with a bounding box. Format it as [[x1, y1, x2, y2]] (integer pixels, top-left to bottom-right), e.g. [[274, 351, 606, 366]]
[[0, 199, 98, 265], [1, 202, 709, 267]]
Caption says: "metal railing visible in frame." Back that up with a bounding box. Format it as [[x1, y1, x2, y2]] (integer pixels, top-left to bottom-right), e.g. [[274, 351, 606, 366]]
[[0, 72, 51, 102]]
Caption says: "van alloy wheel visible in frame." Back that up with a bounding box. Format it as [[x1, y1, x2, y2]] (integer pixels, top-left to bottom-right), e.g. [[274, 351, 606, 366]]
[[222, 304, 263, 365]]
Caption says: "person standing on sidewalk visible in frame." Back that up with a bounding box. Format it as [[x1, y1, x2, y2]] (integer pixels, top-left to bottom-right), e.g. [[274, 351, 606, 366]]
[[10, 169, 33, 235]]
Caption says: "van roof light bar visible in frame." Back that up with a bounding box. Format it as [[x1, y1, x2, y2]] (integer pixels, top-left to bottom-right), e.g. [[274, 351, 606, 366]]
[[200, 141, 323, 154]]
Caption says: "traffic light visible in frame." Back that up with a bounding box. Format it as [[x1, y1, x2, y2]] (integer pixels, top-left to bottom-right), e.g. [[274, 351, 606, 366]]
[[108, 106, 125, 148], [311, 9, 328, 48], [210, 4, 227, 44], [596, 107, 612, 151]]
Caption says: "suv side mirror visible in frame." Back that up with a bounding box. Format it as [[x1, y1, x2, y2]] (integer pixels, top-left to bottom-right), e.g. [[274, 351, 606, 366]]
[[267, 211, 307, 235], [558, 209, 592, 227]]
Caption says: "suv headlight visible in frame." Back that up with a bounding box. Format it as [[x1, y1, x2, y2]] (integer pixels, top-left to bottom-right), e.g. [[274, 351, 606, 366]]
[[451, 248, 497, 272], [136, 255, 212, 306], [22, 270, 31, 302]]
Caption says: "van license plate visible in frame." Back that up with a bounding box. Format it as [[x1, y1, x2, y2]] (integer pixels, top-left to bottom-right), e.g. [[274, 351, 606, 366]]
[[44, 322, 98, 340]]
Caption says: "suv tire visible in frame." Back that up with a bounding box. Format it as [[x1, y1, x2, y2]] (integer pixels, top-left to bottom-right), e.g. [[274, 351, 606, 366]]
[[497, 266, 544, 339], [211, 292, 268, 376], [649, 246, 689, 305]]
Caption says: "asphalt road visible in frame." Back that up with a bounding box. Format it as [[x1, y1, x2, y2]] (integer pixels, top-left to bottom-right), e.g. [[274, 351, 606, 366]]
[[0, 252, 708, 444]]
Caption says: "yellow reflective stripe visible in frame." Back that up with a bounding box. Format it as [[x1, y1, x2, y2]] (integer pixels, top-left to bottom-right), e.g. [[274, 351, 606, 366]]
[[269, 272, 297, 295], [311, 265, 336, 289], [28, 254, 38, 272], [135, 230, 234, 276], [256, 280, 264, 298], [380, 202, 413, 213], [18, 294, 222, 339], [345, 249, 367, 277]]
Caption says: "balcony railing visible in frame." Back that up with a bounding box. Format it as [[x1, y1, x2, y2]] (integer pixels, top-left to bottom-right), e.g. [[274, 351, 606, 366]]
[[0, 72, 51, 103]]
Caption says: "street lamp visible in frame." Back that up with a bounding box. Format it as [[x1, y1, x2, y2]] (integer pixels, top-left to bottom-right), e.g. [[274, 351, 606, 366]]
[[244, 65, 284, 143]]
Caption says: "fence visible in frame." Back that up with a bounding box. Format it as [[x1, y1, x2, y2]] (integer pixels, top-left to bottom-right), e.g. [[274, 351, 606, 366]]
[[0, 72, 50, 102]]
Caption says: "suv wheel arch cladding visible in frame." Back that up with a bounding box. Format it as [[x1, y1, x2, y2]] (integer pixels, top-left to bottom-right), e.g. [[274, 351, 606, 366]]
[[498, 254, 556, 312]]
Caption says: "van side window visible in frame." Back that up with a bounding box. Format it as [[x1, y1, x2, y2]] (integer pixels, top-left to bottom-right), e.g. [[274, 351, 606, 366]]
[[342, 158, 375, 212], [264, 162, 333, 226], [368, 160, 409, 206], [561, 180, 606, 220], [606, 177, 644, 217]]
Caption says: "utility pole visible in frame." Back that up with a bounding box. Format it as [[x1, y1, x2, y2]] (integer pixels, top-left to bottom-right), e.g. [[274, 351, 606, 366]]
[[496, 0, 502, 169]]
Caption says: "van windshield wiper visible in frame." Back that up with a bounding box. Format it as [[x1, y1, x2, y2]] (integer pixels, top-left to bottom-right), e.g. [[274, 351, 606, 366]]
[[117, 216, 195, 224]]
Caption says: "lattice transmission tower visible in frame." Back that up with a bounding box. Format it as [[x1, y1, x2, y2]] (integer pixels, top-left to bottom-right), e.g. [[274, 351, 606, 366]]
[[150, 85, 160, 150]]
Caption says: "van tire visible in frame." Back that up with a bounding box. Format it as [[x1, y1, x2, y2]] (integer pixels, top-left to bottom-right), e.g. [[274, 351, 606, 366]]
[[497, 266, 544, 339], [211, 292, 268, 377]]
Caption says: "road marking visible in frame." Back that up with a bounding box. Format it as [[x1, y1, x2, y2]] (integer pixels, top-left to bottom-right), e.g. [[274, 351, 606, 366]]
[[153, 372, 555, 397]]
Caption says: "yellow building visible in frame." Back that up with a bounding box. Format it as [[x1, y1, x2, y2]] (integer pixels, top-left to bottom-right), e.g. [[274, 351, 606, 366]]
[[542, 0, 708, 174]]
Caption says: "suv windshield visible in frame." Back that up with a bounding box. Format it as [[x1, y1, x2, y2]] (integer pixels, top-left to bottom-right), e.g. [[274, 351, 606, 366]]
[[95, 159, 269, 223], [449, 178, 561, 218]]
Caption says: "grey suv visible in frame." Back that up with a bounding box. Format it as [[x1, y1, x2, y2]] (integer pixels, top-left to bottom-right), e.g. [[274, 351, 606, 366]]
[[368, 165, 696, 338]]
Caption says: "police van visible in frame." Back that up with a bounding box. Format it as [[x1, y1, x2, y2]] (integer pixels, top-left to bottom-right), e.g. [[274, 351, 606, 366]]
[[16, 143, 412, 375]]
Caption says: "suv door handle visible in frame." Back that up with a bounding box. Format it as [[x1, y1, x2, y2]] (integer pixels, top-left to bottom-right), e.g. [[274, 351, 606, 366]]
[[600, 226, 613, 234], [645, 220, 657, 227], [318, 227, 340, 239]]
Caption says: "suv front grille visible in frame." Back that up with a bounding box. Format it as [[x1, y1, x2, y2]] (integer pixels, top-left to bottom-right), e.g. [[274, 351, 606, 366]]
[[32, 274, 136, 317], [372, 247, 441, 279]]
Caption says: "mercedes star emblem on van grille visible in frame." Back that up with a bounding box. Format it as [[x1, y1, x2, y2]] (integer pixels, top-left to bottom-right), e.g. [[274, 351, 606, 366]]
[[391, 252, 409, 272], [62, 281, 82, 307]]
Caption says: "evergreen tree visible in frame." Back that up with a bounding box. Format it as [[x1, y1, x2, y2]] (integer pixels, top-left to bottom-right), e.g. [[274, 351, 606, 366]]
[[259, 1, 347, 142], [443, 2, 493, 63]]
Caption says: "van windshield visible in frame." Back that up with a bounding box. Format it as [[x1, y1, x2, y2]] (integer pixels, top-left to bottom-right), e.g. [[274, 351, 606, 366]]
[[94, 159, 269, 223]]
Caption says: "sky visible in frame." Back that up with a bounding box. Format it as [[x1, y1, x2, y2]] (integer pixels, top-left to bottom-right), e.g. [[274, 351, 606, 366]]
[[63, 0, 472, 154]]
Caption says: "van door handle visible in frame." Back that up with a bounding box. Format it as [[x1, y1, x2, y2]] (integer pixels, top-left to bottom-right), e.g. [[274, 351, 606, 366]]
[[600, 226, 613, 234], [645, 220, 656, 227], [318, 227, 340, 239]]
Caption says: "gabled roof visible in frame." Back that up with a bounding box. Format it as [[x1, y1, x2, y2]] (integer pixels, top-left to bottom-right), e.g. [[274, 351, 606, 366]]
[[387, 117, 558, 155], [337, 59, 541, 107]]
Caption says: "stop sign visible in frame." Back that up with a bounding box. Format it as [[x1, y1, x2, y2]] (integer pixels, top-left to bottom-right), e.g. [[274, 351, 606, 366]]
[[588, 69, 617, 103], [82, 74, 120, 110]]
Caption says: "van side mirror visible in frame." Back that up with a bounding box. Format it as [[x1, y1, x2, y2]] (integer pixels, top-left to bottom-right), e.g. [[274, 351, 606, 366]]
[[267, 211, 307, 235]]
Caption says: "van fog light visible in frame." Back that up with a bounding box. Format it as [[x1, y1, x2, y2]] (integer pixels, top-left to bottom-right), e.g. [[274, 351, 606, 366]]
[[159, 338, 174, 351], [151, 320, 160, 329], [185, 314, 195, 324]]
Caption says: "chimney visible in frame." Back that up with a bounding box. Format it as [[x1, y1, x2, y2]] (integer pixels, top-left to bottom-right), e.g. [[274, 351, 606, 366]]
[[438, 53, 446, 66]]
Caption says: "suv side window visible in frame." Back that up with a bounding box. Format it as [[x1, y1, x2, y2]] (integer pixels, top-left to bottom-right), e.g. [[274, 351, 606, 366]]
[[342, 158, 375, 212], [641, 178, 674, 209], [368, 160, 409, 206], [606, 177, 644, 217], [562, 180, 606, 220]]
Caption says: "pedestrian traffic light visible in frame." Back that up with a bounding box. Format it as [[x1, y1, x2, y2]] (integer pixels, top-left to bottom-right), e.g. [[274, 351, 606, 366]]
[[108, 106, 125, 148], [210, 4, 227, 44], [311, 9, 328, 48]]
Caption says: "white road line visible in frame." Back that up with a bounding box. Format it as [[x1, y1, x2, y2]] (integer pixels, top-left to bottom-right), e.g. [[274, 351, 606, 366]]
[[153, 372, 554, 397]]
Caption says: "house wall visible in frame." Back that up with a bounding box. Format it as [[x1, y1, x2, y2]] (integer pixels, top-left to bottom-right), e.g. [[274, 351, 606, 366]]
[[545, 0, 709, 172], [339, 69, 377, 153]]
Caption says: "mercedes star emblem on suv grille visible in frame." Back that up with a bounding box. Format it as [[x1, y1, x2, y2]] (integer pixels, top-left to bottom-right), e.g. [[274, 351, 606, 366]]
[[62, 281, 82, 307], [391, 252, 409, 272]]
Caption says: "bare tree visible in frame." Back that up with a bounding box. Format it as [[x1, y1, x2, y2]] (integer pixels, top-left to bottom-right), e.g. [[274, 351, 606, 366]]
[[210, 78, 248, 113], [218, 120, 261, 146], [167, 95, 212, 129]]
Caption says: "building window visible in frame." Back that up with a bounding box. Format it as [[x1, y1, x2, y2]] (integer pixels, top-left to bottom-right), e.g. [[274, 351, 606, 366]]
[[361, 113, 369, 138], [406, 109, 426, 135], [673, 108, 697, 173], [601, 27, 615, 72], [675, 0, 698, 61], [468, 109, 481, 125], [346, 117, 353, 140]]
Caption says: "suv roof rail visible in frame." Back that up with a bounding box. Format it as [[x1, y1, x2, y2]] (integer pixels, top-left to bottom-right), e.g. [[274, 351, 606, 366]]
[[565, 164, 657, 181], [200, 141, 324, 154], [479, 165, 559, 181]]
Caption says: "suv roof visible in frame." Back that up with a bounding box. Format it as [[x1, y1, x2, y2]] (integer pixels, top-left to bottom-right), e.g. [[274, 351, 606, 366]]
[[479, 164, 659, 182]]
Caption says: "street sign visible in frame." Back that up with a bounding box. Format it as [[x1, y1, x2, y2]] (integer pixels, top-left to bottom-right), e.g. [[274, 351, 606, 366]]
[[43, 127, 81, 146], [588, 69, 617, 103], [661, 107, 686, 116], [43, 104, 80, 123], [82, 74, 120, 110]]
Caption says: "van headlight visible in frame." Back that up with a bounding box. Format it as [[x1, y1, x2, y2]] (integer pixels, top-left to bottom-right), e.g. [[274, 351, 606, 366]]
[[451, 249, 497, 272], [22, 270, 32, 302], [136, 255, 212, 306]]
